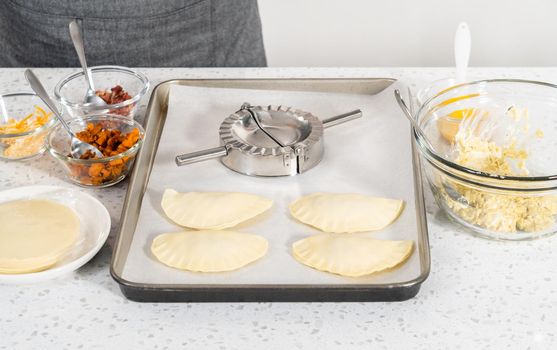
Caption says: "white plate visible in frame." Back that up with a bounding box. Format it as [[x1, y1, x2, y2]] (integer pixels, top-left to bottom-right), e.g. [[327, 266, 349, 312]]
[[0, 185, 110, 284]]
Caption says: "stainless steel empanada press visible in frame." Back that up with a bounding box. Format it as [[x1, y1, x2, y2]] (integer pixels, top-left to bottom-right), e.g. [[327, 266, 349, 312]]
[[175, 103, 362, 176]]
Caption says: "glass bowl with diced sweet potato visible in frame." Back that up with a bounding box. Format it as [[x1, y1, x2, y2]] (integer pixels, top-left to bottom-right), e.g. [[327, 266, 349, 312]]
[[46, 114, 144, 187]]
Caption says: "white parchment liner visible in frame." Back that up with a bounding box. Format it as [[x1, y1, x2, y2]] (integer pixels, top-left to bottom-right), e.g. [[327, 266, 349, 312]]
[[121, 83, 423, 285]]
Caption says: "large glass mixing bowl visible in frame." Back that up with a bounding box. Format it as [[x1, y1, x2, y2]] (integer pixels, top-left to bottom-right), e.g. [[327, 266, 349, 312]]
[[415, 79, 557, 240]]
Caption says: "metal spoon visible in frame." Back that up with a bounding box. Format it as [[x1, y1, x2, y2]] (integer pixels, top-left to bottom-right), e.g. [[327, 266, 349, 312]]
[[394, 89, 435, 150], [0, 96, 9, 124], [0, 96, 8, 149], [68, 20, 108, 107], [24, 69, 104, 159], [396, 89, 470, 206]]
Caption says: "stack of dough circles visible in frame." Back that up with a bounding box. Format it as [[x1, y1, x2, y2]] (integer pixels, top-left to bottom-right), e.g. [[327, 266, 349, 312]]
[[292, 233, 413, 277], [151, 230, 268, 272], [0, 199, 80, 274], [161, 189, 273, 229], [289, 193, 404, 233]]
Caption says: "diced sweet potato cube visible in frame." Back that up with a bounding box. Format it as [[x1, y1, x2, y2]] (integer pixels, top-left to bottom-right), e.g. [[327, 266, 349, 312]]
[[110, 165, 123, 177], [101, 168, 111, 178], [108, 158, 124, 166], [91, 176, 104, 185], [96, 132, 108, 147], [121, 139, 133, 148], [88, 163, 104, 177]]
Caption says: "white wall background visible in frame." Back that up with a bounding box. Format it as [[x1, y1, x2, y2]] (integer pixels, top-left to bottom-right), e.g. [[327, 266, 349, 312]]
[[258, 0, 556, 67]]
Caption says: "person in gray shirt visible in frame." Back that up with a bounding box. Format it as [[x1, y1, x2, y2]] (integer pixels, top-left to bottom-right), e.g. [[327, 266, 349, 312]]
[[0, 0, 266, 67]]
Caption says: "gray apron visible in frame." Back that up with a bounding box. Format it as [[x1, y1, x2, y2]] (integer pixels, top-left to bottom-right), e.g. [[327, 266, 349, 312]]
[[0, 0, 266, 67]]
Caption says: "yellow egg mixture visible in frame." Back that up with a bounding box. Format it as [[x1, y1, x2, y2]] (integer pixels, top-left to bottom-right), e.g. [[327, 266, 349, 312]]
[[440, 107, 557, 233]]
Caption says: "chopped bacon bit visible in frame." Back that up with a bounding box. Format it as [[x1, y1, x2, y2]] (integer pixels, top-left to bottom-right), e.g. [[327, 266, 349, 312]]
[[95, 85, 132, 105]]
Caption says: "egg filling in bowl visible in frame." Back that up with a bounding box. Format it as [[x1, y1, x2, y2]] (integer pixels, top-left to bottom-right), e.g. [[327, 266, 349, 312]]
[[415, 79, 557, 240]]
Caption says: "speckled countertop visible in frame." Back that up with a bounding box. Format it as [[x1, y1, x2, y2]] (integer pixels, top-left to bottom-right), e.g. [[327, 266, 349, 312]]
[[1, 68, 557, 350]]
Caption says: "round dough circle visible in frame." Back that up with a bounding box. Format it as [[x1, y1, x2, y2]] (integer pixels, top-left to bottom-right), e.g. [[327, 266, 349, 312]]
[[0, 200, 80, 274]]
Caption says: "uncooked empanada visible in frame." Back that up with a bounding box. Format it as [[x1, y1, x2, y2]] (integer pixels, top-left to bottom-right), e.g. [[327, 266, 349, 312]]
[[161, 189, 273, 229], [289, 193, 404, 233], [151, 230, 268, 272], [292, 233, 413, 277]]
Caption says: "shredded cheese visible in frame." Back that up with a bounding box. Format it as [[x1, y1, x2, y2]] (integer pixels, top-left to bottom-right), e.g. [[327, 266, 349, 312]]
[[0, 106, 53, 158]]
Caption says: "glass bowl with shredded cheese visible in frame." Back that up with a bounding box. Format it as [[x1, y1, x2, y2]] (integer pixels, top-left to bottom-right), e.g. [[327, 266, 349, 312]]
[[0, 92, 56, 161], [415, 79, 557, 240]]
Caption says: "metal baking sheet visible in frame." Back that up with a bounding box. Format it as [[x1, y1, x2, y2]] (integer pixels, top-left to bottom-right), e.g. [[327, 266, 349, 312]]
[[110, 78, 430, 302]]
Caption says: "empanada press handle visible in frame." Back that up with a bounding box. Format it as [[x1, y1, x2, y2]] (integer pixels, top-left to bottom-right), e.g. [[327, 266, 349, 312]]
[[322, 109, 362, 129], [175, 146, 228, 166]]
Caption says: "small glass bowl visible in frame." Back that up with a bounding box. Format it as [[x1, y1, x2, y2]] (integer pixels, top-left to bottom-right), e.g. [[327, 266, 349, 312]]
[[0, 92, 57, 161], [46, 114, 144, 188], [54, 66, 149, 119], [416, 79, 557, 240]]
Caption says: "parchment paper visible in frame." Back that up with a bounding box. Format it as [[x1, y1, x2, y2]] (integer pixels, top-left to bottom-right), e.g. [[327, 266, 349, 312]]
[[121, 82, 423, 285]]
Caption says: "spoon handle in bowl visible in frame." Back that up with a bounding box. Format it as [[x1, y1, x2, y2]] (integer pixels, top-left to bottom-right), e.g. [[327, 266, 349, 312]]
[[394, 89, 435, 150], [24, 69, 77, 138], [69, 20, 95, 92]]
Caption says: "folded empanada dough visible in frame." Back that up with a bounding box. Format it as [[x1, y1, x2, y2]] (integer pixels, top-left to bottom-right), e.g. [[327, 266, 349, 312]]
[[292, 233, 413, 277], [151, 230, 268, 272], [161, 189, 273, 230], [289, 193, 404, 233]]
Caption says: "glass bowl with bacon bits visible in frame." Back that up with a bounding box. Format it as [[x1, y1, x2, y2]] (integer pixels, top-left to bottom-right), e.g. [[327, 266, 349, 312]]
[[0, 92, 56, 161], [54, 66, 149, 119], [47, 114, 144, 187]]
